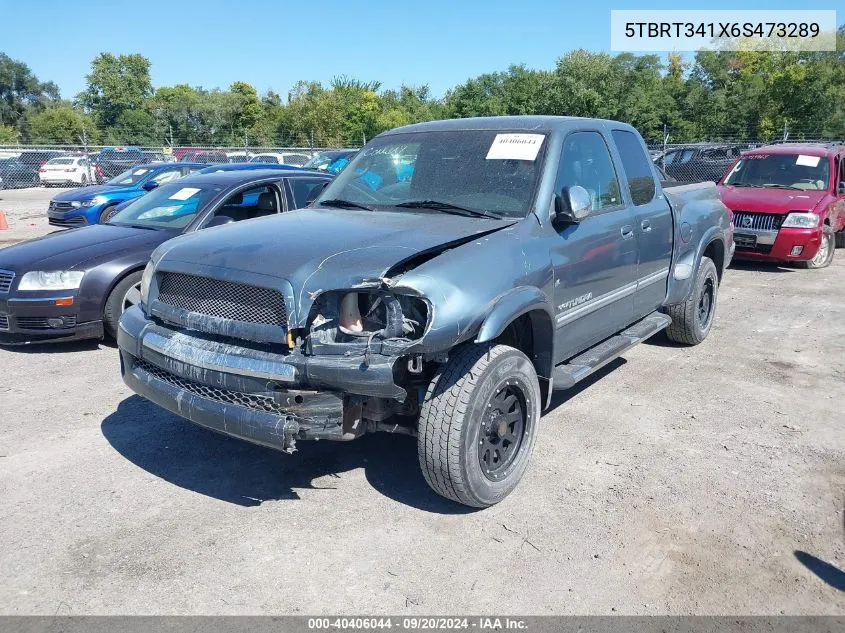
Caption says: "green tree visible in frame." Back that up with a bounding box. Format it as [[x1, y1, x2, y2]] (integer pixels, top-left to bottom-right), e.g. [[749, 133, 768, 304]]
[[0, 52, 59, 130], [0, 124, 17, 144], [27, 103, 99, 144], [79, 53, 153, 128]]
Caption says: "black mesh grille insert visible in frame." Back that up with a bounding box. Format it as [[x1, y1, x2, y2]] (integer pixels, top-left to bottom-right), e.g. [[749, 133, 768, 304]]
[[0, 315, 8, 330], [135, 358, 287, 414], [156, 272, 287, 326]]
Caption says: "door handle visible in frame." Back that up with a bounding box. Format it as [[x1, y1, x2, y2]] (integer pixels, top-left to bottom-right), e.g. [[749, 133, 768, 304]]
[[641, 220, 652, 232], [621, 225, 634, 239]]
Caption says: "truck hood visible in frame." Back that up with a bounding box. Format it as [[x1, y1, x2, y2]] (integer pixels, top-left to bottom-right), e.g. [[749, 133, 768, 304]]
[[0, 224, 168, 273], [52, 184, 130, 202], [157, 207, 515, 311], [717, 185, 826, 214]]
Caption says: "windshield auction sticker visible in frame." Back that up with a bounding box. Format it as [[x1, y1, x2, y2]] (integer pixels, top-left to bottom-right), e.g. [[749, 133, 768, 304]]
[[169, 187, 201, 201], [486, 134, 545, 161], [610, 10, 836, 51]]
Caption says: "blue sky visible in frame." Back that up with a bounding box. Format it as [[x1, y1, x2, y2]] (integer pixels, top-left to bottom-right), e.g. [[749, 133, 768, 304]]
[[3, 0, 839, 99]]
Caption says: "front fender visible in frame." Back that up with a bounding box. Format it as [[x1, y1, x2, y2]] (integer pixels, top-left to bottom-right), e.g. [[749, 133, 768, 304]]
[[475, 286, 554, 344]]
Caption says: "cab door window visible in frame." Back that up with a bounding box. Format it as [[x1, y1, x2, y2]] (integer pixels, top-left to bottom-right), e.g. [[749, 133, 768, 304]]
[[555, 131, 622, 211]]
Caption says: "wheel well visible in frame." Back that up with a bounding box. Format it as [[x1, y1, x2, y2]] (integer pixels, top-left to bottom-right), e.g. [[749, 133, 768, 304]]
[[703, 239, 725, 282], [100, 267, 145, 311], [494, 309, 554, 404]]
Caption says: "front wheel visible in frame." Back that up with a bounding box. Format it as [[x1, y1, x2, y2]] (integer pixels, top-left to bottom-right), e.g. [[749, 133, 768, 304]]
[[665, 256, 719, 345], [99, 204, 118, 224], [417, 344, 541, 508], [796, 226, 835, 269], [103, 271, 143, 339]]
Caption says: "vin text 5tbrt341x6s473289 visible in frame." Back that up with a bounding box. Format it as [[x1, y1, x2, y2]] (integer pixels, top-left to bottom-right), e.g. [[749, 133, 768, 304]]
[[118, 116, 733, 508]]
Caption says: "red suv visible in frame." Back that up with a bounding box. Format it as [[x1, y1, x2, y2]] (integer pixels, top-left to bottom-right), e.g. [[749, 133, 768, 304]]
[[717, 143, 845, 269]]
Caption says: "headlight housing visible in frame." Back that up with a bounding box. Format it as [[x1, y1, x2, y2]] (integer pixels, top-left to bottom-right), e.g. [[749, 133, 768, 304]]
[[77, 195, 108, 207], [18, 270, 84, 291], [139, 261, 154, 307], [781, 212, 820, 228]]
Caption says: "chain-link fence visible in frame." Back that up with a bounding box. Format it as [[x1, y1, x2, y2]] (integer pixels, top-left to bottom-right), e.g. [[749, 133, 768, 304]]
[[0, 143, 356, 189], [1, 135, 842, 191]]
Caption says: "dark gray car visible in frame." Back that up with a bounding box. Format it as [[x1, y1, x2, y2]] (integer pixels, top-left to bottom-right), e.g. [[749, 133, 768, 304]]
[[0, 170, 333, 344], [117, 116, 734, 507]]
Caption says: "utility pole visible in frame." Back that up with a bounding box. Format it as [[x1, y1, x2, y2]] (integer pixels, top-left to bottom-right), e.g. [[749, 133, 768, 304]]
[[782, 120, 789, 142], [244, 131, 249, 158], [662, 124, 669, 167], [310, 131, 314, 154], [168, 124, 175, 149], [79, 126, 91, 181]]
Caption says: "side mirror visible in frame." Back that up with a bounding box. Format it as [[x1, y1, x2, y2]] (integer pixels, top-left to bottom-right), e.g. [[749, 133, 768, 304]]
[[205, 215, 234, 228], [555, 185, 592, 223], [142, 180, 159, 192], [306, 181, 330, 206]]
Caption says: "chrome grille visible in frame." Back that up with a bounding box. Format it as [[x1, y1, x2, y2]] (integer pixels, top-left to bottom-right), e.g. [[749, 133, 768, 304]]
[[0, 270, 14, 293], [49, 201, 75, 211], [733, 211, 782, 232], [135, 358, 287, 415], [0, 315, 8, 331], [157, 272, 286, 326]]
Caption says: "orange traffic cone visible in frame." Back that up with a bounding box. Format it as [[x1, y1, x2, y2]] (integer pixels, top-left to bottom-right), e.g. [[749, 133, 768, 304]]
[[0, 211, 8, 230]]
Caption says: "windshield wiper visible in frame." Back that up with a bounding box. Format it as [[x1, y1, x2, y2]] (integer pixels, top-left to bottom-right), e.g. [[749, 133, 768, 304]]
[[395, 200, 502, 219], [729, 183, 763, 188], [108, 222, 159, 230], [763, 183, 802, 190], [318, 199, 376, 211]]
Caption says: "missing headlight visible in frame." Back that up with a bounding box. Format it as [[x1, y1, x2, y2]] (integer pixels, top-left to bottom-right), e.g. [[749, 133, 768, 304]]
[[309, 291, 428, 344]]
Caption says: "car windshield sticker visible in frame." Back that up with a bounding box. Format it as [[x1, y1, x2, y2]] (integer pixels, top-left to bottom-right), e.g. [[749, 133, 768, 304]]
[[796, 155, 820, 167], [486, 134, 545, 161], [138, 205, 181, 219], [169, 187, 201, 201]]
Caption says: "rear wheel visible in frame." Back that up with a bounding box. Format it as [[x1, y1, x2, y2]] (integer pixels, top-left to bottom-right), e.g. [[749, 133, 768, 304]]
[[417, 344, 541, 508], [665, 256, 719, 345], [796, 226, 835, 269], [103, 271, 143, 339]]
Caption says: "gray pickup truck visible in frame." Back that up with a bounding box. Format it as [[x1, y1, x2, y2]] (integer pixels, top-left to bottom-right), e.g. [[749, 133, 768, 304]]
[[117, 116, 734, 507]]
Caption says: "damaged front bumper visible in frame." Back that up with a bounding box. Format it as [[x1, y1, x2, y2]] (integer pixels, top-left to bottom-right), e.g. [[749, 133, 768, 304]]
[[117, 305, 411, 451]]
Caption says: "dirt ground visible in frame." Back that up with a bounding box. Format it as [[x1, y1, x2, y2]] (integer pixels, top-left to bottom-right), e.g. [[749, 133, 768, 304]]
[[0, 187, 843, 615]]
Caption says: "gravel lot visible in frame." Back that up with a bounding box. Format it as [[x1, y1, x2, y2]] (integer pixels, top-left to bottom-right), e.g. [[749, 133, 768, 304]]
[[0, 187, 843, 615]]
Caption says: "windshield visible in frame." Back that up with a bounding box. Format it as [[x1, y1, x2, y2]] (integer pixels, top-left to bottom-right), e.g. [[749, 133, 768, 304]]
[[106, 166, 156, 186], [47, 158, 74, 165], [315, 130, 546, 218], [107, 182, 222, 230], [724, 153, 830, 190]]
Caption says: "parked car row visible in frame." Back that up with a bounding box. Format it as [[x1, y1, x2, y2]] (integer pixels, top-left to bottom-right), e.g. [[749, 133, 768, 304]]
[[1, 117, 842, 509], [0, 147, 354, 189]]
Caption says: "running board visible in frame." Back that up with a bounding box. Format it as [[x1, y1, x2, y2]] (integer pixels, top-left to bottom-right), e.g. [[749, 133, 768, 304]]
[[551, 312, 671, 391]]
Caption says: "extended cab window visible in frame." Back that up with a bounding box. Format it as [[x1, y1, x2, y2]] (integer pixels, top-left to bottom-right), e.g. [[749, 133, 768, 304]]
[[612, 130, 656, 206], [556, 131, 621, 211]]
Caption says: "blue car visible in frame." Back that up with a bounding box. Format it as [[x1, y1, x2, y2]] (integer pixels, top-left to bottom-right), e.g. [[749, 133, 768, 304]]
[[47, 162, 207, 228], [196, 162, 302, 174]]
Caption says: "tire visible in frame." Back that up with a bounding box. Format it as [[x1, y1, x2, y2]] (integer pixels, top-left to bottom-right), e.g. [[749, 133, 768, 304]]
[[834, 229, 845, 250], [103, 271, 143, 339], [417, 344, 541, 508], [796, 226, 835, 269], [99, 204, 118, 224], [665, 256, 719, 346]]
